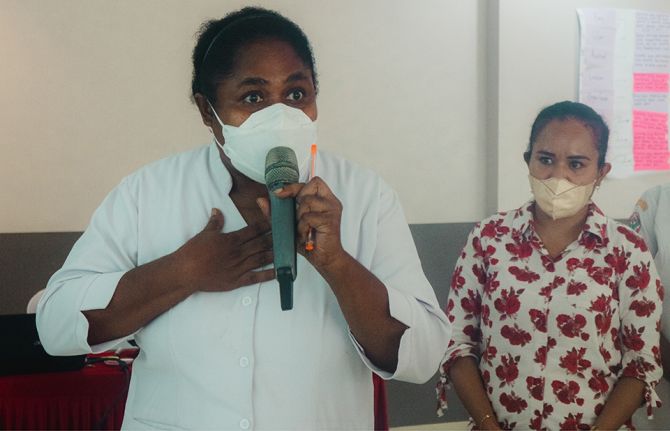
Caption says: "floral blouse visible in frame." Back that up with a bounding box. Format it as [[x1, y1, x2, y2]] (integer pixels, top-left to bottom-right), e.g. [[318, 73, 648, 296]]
[[437, 202, 663, 430]]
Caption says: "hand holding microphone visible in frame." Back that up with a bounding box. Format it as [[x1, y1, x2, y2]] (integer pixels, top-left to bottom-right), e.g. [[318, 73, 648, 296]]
[[264, 146, 348, 310]]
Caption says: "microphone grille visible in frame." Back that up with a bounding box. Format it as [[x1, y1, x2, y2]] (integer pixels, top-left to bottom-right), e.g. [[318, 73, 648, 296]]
[[265, 146, 299, 190]]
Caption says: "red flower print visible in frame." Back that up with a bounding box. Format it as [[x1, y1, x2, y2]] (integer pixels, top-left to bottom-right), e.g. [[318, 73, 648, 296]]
[[505, 241, 533, 260], [559, 347, 591, 377], [534, 338, 557, 366], [594, 310, 613, 336], [471, 264, 487, 286], [534, 346, 548, 367], [580, 233, 599, 251], [658, 279, 664, 301], [509, 265, 541, 282], [616, 225, 648, 251], [621, 325, 645, 352], [481, 218, 511, 240], [451, 266, 465, 291], [463, 324, 482, 343], [494, 287, 523, 320], [472, 237, 498, 265], [566, 257, 594, 272], [587, 265, 613, 286], [621, 357, 656, 380], [529, 308, 547, 332], [482, 337, 497, 366], [460, 289, 481, 319], [559, 412, 587, 431], [551, 380, 584, 406], [482, 369, 492, 395], [501, 324, 532, 346], [446, 299, 455, 323], [625, 263, 651, 294], [540, 254, 555, 272], [529, 415, 542, 431], [566, 280, 587, 296], [484, 271, 500, 297], [556, 314, 590, 341], [526, 376, 545, 401], [588, 369, 610, 398], [481, 303, 491, 327], [499, 391, 528, 413], [604, 247, 629, 275], [539, 276, 566, 298], [496, 353, 520, 387], [630, 298, 656, 317], [653, 345, 661, 366], [589, 294, 610, 312]]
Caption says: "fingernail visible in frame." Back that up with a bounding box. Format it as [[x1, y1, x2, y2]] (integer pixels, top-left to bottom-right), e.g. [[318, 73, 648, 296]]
[[211, 208, 216, 217], [273, 188, 283, 195]]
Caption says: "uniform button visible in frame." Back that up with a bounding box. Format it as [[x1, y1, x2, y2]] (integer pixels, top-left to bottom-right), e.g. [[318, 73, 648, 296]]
[[239, 356, 249, 367], [240, 419, 250, 429], [242, 296, 252, 306]]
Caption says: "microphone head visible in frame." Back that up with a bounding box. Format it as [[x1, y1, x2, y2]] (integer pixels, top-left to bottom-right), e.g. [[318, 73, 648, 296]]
[[265, 146, 299, 190]]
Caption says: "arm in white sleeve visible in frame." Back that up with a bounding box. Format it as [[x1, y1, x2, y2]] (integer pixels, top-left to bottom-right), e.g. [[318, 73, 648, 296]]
[[36, 176, 139, 355], [351, 181, 451, 384]]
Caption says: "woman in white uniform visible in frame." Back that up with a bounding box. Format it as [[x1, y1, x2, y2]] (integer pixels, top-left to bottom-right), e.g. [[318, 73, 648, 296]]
[[630, 184, 670, 379], [36, 7, 450, 430]]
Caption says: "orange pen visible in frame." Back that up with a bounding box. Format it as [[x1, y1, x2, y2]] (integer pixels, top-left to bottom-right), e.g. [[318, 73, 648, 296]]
[[305, 144, 317, 251]]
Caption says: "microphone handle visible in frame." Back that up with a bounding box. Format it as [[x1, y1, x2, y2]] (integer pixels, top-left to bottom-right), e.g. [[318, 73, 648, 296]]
[[269, 192, 297, 310]]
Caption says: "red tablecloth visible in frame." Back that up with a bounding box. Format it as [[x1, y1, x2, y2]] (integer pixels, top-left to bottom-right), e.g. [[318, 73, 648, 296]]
[[0, 361, 129, 430], [0, 358, 388, 430]]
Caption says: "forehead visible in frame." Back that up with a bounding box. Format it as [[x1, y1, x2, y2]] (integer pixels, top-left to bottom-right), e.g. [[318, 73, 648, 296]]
[[228, 38, 312, 82], [533, 118, 598, 156]]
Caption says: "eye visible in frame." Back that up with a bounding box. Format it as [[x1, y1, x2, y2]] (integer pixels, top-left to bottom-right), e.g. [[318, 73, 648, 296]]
[[286, 89, 305, 101], [569, 160, 584, 169], [243, 92, 263, 104], [538, 156, 553, 165]]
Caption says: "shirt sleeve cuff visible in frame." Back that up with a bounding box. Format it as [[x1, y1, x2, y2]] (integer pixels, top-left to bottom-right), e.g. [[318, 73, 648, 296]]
[[350, 287, 451, 383], [76, 271, 137, 353]]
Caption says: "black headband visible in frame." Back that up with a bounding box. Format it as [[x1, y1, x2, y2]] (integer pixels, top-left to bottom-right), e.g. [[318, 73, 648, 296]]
[[199, 13, 270, 72]]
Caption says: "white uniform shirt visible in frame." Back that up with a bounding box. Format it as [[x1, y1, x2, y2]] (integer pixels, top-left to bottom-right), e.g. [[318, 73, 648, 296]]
[[36, 143, 451, 430], [630, 182, 670, 337]]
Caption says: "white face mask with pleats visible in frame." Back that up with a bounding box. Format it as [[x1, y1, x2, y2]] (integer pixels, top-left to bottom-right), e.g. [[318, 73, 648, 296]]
[[529, 175, 596, 220], [209, 102, 316, 184]]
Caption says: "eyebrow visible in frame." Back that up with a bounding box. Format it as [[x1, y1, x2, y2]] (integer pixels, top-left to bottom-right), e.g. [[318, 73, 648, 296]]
[[237, 71, 310, 89], [536, 150, 591, 160]]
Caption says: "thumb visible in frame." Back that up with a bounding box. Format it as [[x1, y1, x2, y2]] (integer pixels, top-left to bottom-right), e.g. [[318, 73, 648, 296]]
[[203, 208, 224, 232], [256, 197, 271, 222]]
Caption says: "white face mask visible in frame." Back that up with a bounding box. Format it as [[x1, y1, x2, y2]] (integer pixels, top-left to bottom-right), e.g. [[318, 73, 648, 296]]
[[529, 175, 596, 220], [209, 102, 317, 184]]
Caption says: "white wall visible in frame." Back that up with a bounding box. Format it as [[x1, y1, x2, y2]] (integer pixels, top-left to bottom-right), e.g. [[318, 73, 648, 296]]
[[2, 0, 670, 233], [0, 0, 487, 232], [496, 0, 670, 218]]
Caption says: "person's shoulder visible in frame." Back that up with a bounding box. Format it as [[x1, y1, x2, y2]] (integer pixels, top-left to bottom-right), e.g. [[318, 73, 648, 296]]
[[123, 144, 211, 185], [471, 203, 529, 237], [607, 218, 651, 253], [318, 150, 386, 191]]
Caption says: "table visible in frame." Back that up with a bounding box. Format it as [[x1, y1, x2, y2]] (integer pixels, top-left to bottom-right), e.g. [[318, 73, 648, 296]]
[[0, 356, 387, 430], [0, 360, 129, 430]]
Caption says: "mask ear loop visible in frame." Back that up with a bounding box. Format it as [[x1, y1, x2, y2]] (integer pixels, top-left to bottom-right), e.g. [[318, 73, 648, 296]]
[[207, 101, 225, 147]]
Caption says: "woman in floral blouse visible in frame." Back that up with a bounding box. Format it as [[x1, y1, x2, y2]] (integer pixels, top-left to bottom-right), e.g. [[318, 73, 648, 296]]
[[437, 101, 663, 431]]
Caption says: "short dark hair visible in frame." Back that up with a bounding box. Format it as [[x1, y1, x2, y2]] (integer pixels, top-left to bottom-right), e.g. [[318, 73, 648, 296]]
[[524, 101, 609, 168], [190, 7, 317, 104]]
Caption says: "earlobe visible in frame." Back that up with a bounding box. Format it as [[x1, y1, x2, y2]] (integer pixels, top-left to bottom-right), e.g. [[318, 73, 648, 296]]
[[194, 93, 215, 128]]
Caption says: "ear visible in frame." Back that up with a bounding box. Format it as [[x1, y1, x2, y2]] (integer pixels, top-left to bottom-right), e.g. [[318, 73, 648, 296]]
[[194, 93, 215, 129], [596, 162, 611, 187]]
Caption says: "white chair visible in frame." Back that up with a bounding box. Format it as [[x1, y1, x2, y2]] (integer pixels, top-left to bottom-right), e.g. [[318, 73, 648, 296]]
[[26, 288, 45, 314]]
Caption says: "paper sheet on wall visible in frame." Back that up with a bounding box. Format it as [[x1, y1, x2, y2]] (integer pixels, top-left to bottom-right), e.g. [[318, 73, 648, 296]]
[[578, 8, 670, 178]]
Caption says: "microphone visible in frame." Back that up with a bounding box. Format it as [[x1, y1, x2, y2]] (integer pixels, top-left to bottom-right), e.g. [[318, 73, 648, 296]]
[[265, 146, 299, 311]]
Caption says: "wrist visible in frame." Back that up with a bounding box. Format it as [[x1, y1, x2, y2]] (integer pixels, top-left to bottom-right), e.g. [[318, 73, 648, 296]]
[[478, 412, 498, 430]]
